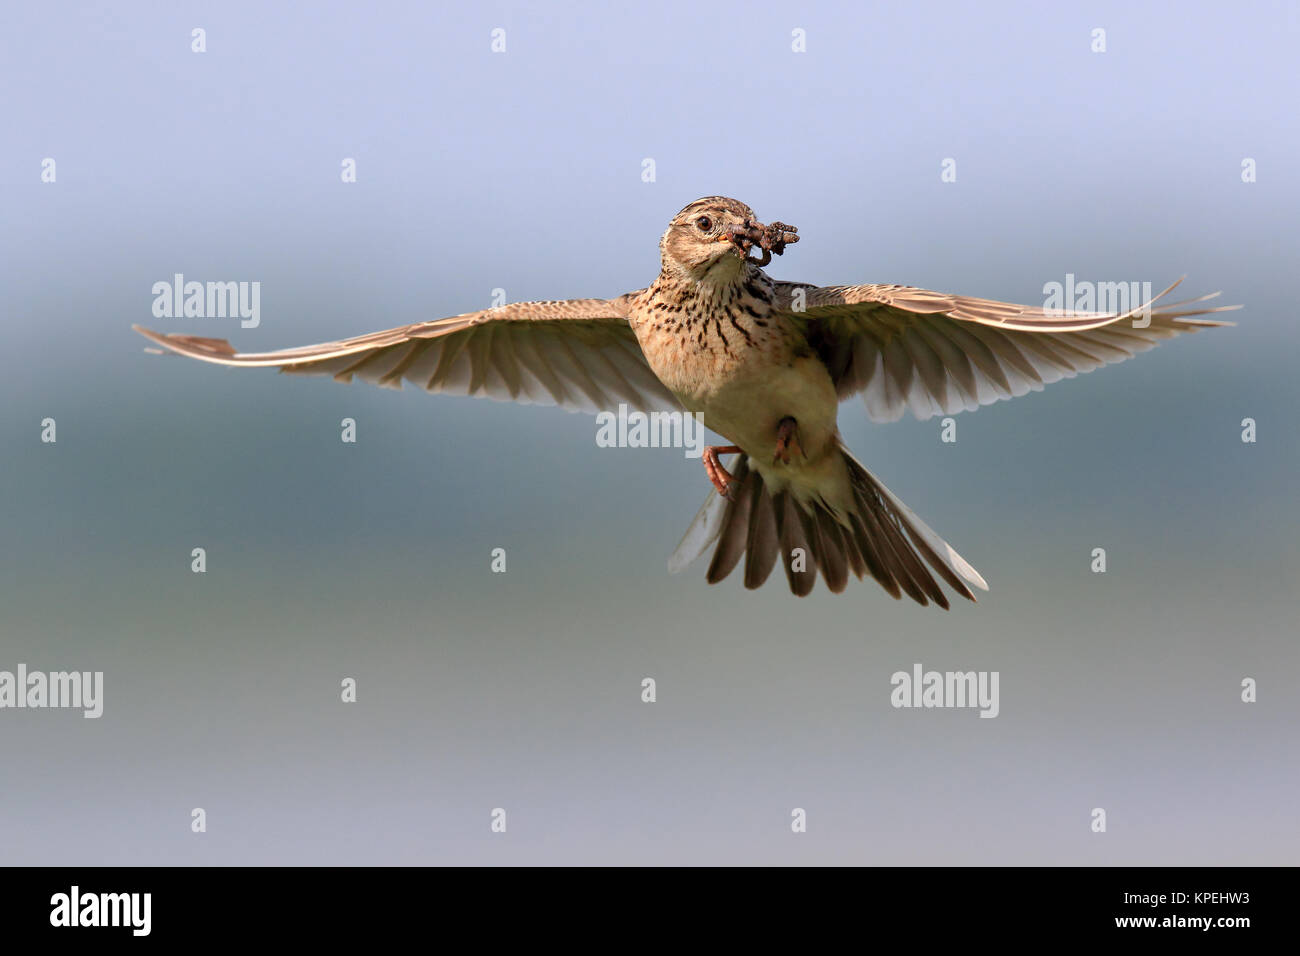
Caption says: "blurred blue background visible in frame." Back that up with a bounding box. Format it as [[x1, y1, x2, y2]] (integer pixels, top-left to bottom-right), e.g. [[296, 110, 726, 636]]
[[0, 0, 1295, 863]]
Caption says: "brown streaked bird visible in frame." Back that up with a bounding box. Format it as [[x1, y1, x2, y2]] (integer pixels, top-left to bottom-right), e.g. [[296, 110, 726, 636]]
[[134, 196, 1238, 606]]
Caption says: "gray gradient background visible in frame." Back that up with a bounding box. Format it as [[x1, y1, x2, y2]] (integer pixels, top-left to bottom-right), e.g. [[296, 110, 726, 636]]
[[1, 1, 1296, 865]]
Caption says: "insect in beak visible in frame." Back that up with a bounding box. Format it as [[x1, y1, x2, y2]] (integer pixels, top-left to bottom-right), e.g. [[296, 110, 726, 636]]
[[725, 220, 800, 266], [718, 228, 752, 254]]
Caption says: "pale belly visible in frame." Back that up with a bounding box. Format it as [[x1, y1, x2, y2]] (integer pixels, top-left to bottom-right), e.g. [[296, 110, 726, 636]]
[[683, 355, 839, 463]]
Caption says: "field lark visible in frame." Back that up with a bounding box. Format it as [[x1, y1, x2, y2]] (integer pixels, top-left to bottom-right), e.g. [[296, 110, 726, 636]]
[[135, 197, 1236, 606]]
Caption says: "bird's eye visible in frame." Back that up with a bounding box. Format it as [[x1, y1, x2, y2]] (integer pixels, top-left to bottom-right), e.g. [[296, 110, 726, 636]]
[[695, 216, 712, 232]]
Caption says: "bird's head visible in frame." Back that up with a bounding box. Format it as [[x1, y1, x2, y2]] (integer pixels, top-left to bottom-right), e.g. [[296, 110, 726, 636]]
[[659, 196, 798, 281]]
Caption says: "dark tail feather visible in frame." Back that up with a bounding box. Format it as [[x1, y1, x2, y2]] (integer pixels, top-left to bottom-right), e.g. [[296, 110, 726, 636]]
[[743, 478, 780, 589], [672, 449, 988, 603], [813, 509, 850, 593], [844, 457, 976, 606], [774, 491, 818, 596], [705, 457, 754, 584]]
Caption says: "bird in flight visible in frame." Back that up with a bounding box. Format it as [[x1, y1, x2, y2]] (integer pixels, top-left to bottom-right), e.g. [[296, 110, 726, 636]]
[[134, 197, 1237, 607]]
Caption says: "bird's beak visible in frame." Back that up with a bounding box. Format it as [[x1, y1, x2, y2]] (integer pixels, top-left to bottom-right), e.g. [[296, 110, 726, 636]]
[[719, 226, 753, 255], [722, 231, 754, 254]]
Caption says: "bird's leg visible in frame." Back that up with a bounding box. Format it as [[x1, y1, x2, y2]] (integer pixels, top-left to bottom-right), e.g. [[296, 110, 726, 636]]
[[703, 445, 743, 499], [774, 417, 802, 465]]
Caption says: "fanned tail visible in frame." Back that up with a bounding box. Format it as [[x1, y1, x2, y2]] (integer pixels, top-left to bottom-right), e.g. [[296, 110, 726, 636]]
[[668, 446, 988, 606]]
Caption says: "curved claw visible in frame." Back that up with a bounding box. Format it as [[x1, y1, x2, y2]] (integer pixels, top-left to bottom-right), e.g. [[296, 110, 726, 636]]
[[703, 445, 743, 498], [773, 416, 802, 465]]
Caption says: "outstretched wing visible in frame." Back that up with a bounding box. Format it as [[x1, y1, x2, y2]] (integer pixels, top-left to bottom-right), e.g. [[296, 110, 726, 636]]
[[774, 278, 1238, 422], [133, 292, 681, 414]]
